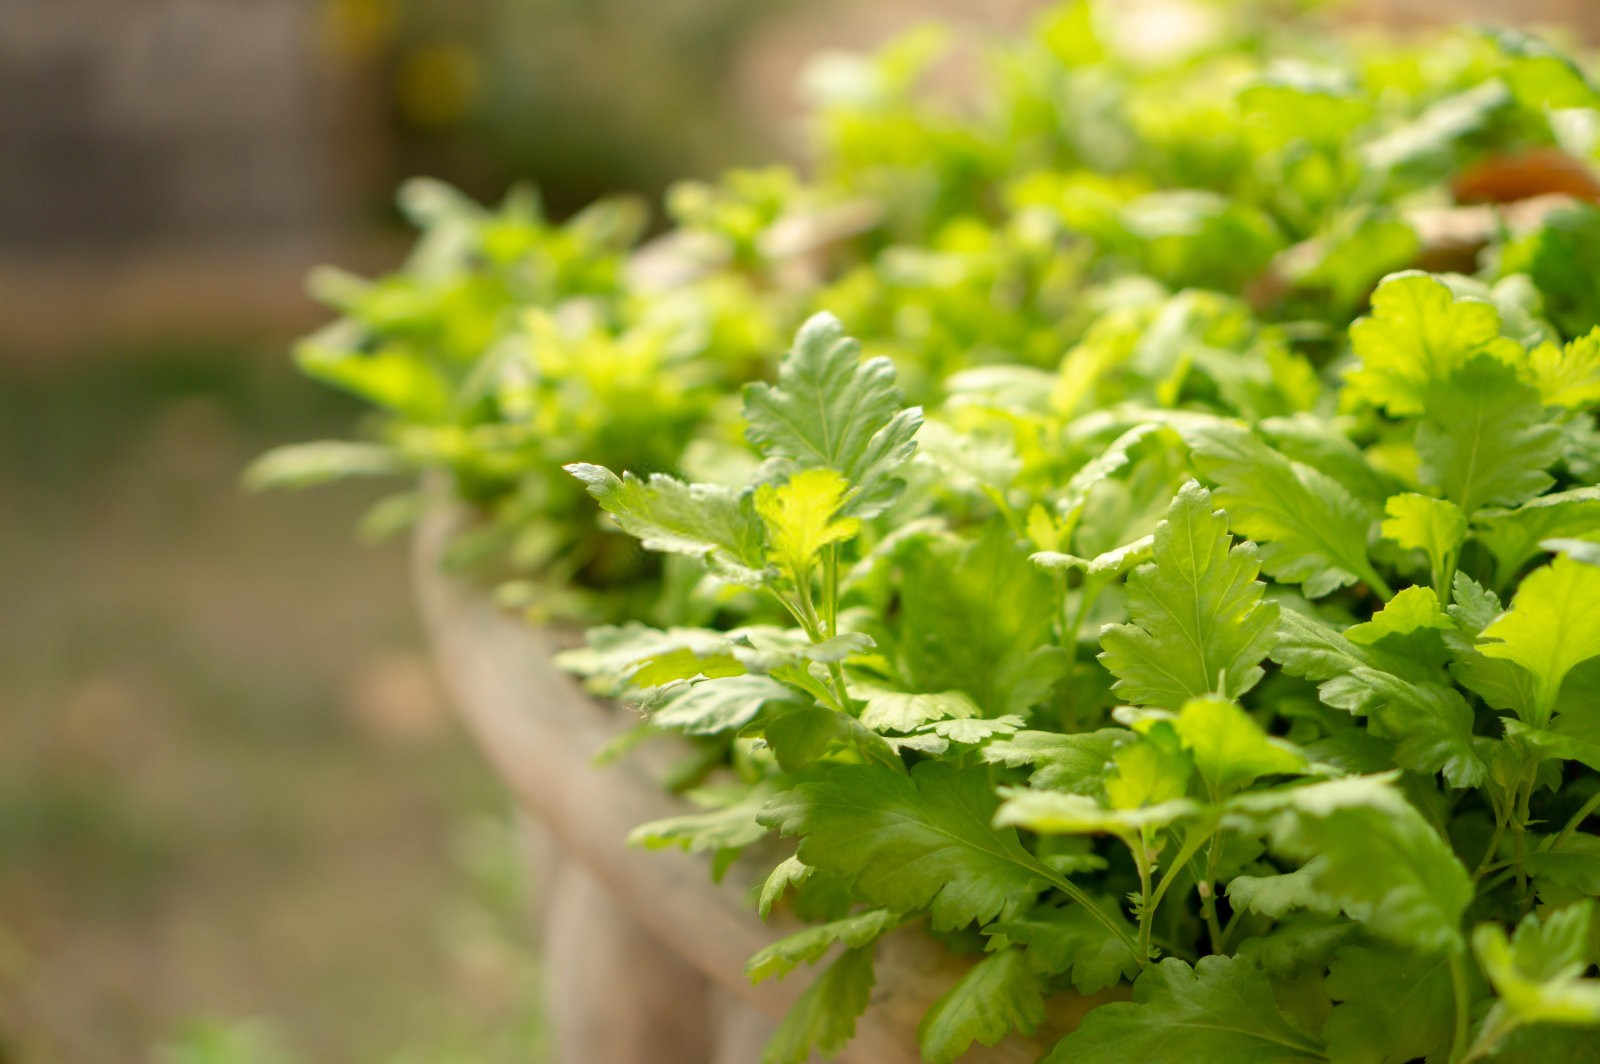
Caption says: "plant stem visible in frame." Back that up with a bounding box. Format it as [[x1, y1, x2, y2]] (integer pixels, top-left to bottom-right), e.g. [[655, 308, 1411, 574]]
[[1471, 812, 1509, 883], [1199, 834, 1226, 953], [1030, 861, 1141, 958], [1545, 789, 1600, 852], [1133, 833, 1155, 964]]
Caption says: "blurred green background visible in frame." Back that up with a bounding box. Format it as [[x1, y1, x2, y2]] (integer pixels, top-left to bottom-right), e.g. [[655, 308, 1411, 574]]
[[3, 0, 1597, 1061]]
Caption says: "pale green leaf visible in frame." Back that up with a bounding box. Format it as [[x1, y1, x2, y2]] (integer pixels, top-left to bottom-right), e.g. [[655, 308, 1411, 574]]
[[980, 729, 1132, 793], [1473, 903, 1600, 1044], [854, 686, 979, 733], [994, 789, 1199, 837], [1344, 585, 1452, 646], [567, 463, 767, 582], [1476, 487, 1600, 589], [650, 674, 799, 735], [743, 312, 921, 516], [759, 856, 813, 919]]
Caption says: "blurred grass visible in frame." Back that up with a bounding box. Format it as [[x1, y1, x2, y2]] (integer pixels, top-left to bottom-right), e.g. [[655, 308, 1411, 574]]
[[0, 349, 545, 1062]]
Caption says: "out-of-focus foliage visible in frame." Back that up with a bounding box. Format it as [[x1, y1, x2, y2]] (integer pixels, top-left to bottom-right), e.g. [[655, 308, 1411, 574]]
[[268, 9, 1600, 1057]]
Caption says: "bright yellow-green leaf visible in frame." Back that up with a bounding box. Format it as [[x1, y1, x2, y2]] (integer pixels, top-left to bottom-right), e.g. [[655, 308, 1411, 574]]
[[1346, 272, 1523, 417], [1345, 585, 1452, 646], [1479, 554, 1600, 723], [1528, 329, 1600, 409], [755, 468, 862, 577], [1381, 493, 1466, 592], [1173, 696, 1306, 798]]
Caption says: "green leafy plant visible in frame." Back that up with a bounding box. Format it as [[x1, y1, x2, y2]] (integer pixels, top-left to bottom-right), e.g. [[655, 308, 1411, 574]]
[[265, 2, 1600, 1060]]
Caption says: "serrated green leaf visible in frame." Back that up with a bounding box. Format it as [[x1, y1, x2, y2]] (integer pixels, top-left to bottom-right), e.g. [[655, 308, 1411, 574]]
[[1183, 421, 1384, 597], [1416, 359, 1560, 517], [1044, 956, 1326, 1063], [918, 948, 1044, 1064], [1529, 330, 1600, 409], [1226, 774, 1472, 954], [1099, 480, 1279, 708], [1173, 696, 1306, 798], [1272, 607, 1486, 786], [980, 729, 1133, 793], [1472, 902, 1600, 1048], [994, 789, 1199, 837], [1227, 866, 1340, 920], [761, 945, 876, 1064], [754, 467, 860, 577], [1381, 493, 1466, 592], [759, 761, 1045, 931], [628, 786, 772, 860], [759, 856, 814, 919], [743, 312, 921, 516], [759, 700, 899, 773], [746, 908, 902, 983], [650, 674, 799, 735], [985, 903, 1139, 994], [853, 685, 978, 733], [1345, 585, 1452, 646], [567, 463, 767, 582], [1479, 554, 1600, 723], [1476, 487, 1600, 589], [1345, 271, 1523, 416], [1104, 724, 1194, 810], [893, 524, 1066, 716], [1322, 944, 1455, 1064], [925, 714, 1023, 744]]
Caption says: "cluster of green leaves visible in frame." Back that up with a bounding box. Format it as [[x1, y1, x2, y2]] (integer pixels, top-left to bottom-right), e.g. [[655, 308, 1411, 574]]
[[572, 272, 1600, 1062], [259, 3, 1600, 628], [264, 3, 1600, 1060]]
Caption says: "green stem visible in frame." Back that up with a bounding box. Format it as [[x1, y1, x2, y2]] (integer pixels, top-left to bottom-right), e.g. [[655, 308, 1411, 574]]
[[1545, 789, 1600, 852], [1471, 812, 1509, 883], [1133, 833, 1155, 964], [1199, 834, 1226, 953], [821, 544, 840, 638], [1437, 551, 1458, 607], [1148, 823, 1211, 916], [1031, 861, 1141, 959], [1512, 770, 1535, 903], [1362, 564, 1396, 602]]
